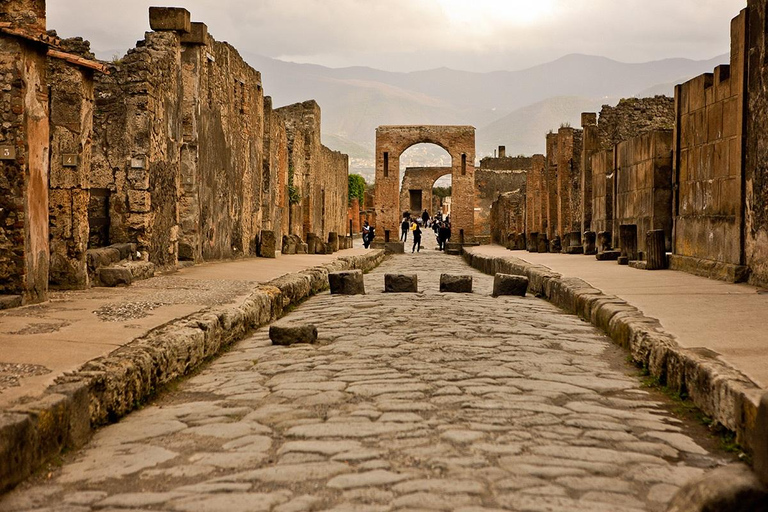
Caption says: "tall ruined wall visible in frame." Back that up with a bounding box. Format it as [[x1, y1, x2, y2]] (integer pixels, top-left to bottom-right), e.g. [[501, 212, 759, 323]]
[[597, 97, 675, 151], [591, 149, 615, 237], [555, 127, 583, 238], [580, 113, 599, 233], [263, 96, 289, 244], [91, 30, 184, 268], [544, 132, 559, 238], [745, 2, 768, 288], [178, 26, 264, 261], [474, 167, 528, 242], [615, 130, 674, 253], [479, 155, 532, 171], [48, 37, 94, 288], [525, 155, 546, 235], [491, 191, 525, 245], [320, 145, 349, 239], [673, 11, 746, 277], [0, 1, 50, 303]]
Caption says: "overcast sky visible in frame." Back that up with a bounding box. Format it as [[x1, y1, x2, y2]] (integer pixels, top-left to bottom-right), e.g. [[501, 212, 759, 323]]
[[47, 0, 745, 73]]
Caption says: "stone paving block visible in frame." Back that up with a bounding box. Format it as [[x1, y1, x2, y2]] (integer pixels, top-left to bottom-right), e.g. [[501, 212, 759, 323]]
[[385, 274, 418, 293], [493, 273, 529, 297], [97, 267, 132, 287], [269, 323, 318, 346], [328, 270, 365, 295], [440, 274, 472, 293]]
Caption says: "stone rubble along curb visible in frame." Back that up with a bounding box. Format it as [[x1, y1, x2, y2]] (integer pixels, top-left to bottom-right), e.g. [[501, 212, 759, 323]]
[[0, 250, 386, 494], [462, 248, 767, 469]]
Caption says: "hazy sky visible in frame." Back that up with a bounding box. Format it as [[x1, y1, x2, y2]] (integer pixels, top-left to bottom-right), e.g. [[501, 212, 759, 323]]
[[47, 0, 745, 72]]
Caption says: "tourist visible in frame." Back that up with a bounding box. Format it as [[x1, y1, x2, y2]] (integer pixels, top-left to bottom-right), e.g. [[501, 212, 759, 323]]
[[438, 222, 450, 251], [412, 221, 422, 253], [400, 217, 410, 242], [362, 221, 371, 248], [421, 209, 430, 228]]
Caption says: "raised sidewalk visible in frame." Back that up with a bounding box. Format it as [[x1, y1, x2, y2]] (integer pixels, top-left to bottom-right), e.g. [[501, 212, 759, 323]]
[[0, 246, 386, 492], [464, 245, 768, 472]]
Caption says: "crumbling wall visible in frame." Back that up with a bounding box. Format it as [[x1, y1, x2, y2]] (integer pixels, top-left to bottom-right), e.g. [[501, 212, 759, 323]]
[[597, 97, 675, 151], [0, 0, 50, 303], [745, 2, 768, 288], [614, 130, 674, 254], [544, 132, 559, 239], [490, 191, 525, 245], [591, 149, 615, 237], [399, 166, 451, 218], [525, 155, 546, 235], [556, 127, 583, 238], [320, 145, 349, 239], [672, 10, 746, 279], [263, 96, 289, 245], [580, 113, 599, 233], [47, 37, 94, 288], [474, 167, 528, 242]]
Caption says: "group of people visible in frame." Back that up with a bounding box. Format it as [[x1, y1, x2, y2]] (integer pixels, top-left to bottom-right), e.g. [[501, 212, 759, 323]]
[[361, 209, 452, 252], [400, 209, 452, 253]]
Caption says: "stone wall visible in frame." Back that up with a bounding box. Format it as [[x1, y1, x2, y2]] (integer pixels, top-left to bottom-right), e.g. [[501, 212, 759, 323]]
[[263, 96, 289, 244], [474, 164, 528, 243], [745, 2, 768, 288], [672, 10, 747, 280], [399, 166, 451, 218], [524, 154, 546, 235], [580, 113, 599, 233], [47, 37, 94, 288], [591, 149, 615, 237], [596, 97, 675, 151], [0, 1, 50, 304], [544, 132, 559, 239], [556, 127, 583, 239], [490, 191, 525, 245], [614, 130, 674, 253]]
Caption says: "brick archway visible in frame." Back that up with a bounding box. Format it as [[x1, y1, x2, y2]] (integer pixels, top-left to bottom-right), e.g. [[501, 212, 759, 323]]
[[375, 125, 475, 243], [399, 166, 452, 218]]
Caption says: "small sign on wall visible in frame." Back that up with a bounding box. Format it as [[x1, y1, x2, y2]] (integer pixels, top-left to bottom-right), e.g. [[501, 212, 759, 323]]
[[0, 146, 16, 160], [130, 156, 146, 169], [62, 154, 78, 167]]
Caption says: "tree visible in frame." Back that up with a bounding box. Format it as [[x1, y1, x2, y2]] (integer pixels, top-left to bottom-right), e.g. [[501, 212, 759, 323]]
[[348, 174, 366, 206]]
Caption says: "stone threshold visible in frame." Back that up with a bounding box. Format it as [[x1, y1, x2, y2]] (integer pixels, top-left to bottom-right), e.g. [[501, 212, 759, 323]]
[[0, 249, 386, 494], [462, 246, 767, 484]]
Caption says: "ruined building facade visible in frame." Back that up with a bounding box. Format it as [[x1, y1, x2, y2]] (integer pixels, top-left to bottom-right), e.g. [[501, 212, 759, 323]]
[[0, 4, 349, 306]]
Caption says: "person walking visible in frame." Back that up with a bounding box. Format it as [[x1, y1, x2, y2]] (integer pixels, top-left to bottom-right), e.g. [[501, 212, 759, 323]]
[[421, 209, 430, 228], [400, 217, 409, 242], [412, 221, 422, 253], [438, 222, 449, 251], [362, 221, 371, 248]]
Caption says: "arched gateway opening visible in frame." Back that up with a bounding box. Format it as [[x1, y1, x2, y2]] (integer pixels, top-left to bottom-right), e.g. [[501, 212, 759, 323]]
[[375, 125, 475, 246]]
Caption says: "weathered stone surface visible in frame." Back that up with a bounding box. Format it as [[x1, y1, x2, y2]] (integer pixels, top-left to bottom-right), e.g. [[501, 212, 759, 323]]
[[666, 464, 768, 512], [755, 392, 768, 486], [269, 323, 318, 346], [492, 273, 529, 297], [440, 274, 472, 293], [329, 270, 365, 295], [149, 7, 191, 32], [259, 231, 277, 258], [384, 274, 418, 293], [446, 242, 463, 255], [96, 267, 132, 287], [596, 250, 621, 261]]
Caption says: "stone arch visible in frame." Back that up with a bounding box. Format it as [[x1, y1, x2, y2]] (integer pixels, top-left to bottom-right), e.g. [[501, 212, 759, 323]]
[[399, 166, 452, 218], [375, 125, 475, 243]]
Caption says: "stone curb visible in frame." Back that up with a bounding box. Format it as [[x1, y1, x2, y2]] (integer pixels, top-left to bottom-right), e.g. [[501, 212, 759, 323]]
[[0, 250, 386, 493], [462, 248, 765, 463]]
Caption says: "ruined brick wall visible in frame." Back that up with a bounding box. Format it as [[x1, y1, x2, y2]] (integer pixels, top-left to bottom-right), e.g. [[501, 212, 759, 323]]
[[597, 97, 675, 151], [91, 30, 184, 268], [615, 130, 674, 253], [178, 29, 264, 261], [347, 197, 360, 235], [745, 2, 768, 287], [320, 145, 349, 239], [556, 127, 583, 238], [399, 167, 451, 218], [0, 0, 50, 303], [591, 149, 615, 237], [48, 37, 94, 288], [474, 167, 528, 243], [544, 132, 559, 238], [490, 191, 525, 245], [263, 96, 289, 244], [580, 113, 599, 233], [673, 11, 746, 273], [479, 155, 532, 171], [525, 155, 546, 235]]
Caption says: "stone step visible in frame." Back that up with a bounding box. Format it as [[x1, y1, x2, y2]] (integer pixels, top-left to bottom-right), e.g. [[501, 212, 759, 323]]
[[96, 261, 156, 287]]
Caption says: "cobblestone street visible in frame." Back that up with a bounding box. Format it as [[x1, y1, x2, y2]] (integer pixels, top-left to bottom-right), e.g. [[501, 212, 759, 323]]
[[0, 238, 731, 512]]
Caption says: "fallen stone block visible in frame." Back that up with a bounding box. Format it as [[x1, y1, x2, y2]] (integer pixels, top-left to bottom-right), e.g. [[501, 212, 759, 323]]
[[329, 270, 365, 295], [440, 274, 472, 293], [628, 260, 647, 270], [565, 245, 584, 255], [328, 232, 339, 252], [583, 231, 597, 255], [282, 236, 297, 255], [493, 273, 529, 297], [269, 323, 318, 346], [86, 247, 121, 273], [97, 267, 132, 287], [666, 464, 768, 512], [384, 242, 405, 254], [306, 233, 319, 254], [550, 237, 562, 253], [385, 274, 418, 293], [259, 231, 277, 258], [0, 295, 22, 310], [596, 250, 621, 261], [297, 243, 309, 254]]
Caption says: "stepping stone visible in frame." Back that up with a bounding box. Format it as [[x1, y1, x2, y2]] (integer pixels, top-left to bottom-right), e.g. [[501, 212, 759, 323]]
[[385, 274, 418, 293], [440, 274, 472, 293], [492, 273, 528, 297], [269, 323, 318, 346], [329, 270, 365, 295]]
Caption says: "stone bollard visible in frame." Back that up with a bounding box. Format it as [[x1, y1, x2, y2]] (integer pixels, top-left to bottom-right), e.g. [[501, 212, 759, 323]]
[[306, 233, 318, 255], [537, 233, 549, 253], [328, 270, 365, 295], [385, 274, 418, 293], [618, 224, 638, 265], [527, 232, 539, 252], [645, 229, 667, 270], [440, 274, 473, 293], [583, 231, 597, 255], [597, 231, 612, 252], [328, 232, 339, 252], [566, 231, 583, 255], [282, 235, 297, 255], [259, 231, 277, 258], [492, 273, 529, 297], [506, 233, 516, 250], [269, 323, 318, 346], [516, 233, 527, 250]]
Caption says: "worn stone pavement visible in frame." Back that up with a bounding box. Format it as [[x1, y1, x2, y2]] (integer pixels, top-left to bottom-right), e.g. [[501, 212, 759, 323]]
[[0, 237, 732, 512]]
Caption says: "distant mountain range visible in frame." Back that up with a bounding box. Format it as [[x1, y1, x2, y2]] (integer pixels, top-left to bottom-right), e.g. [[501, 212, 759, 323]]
[[243, 52, 728, 178]]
